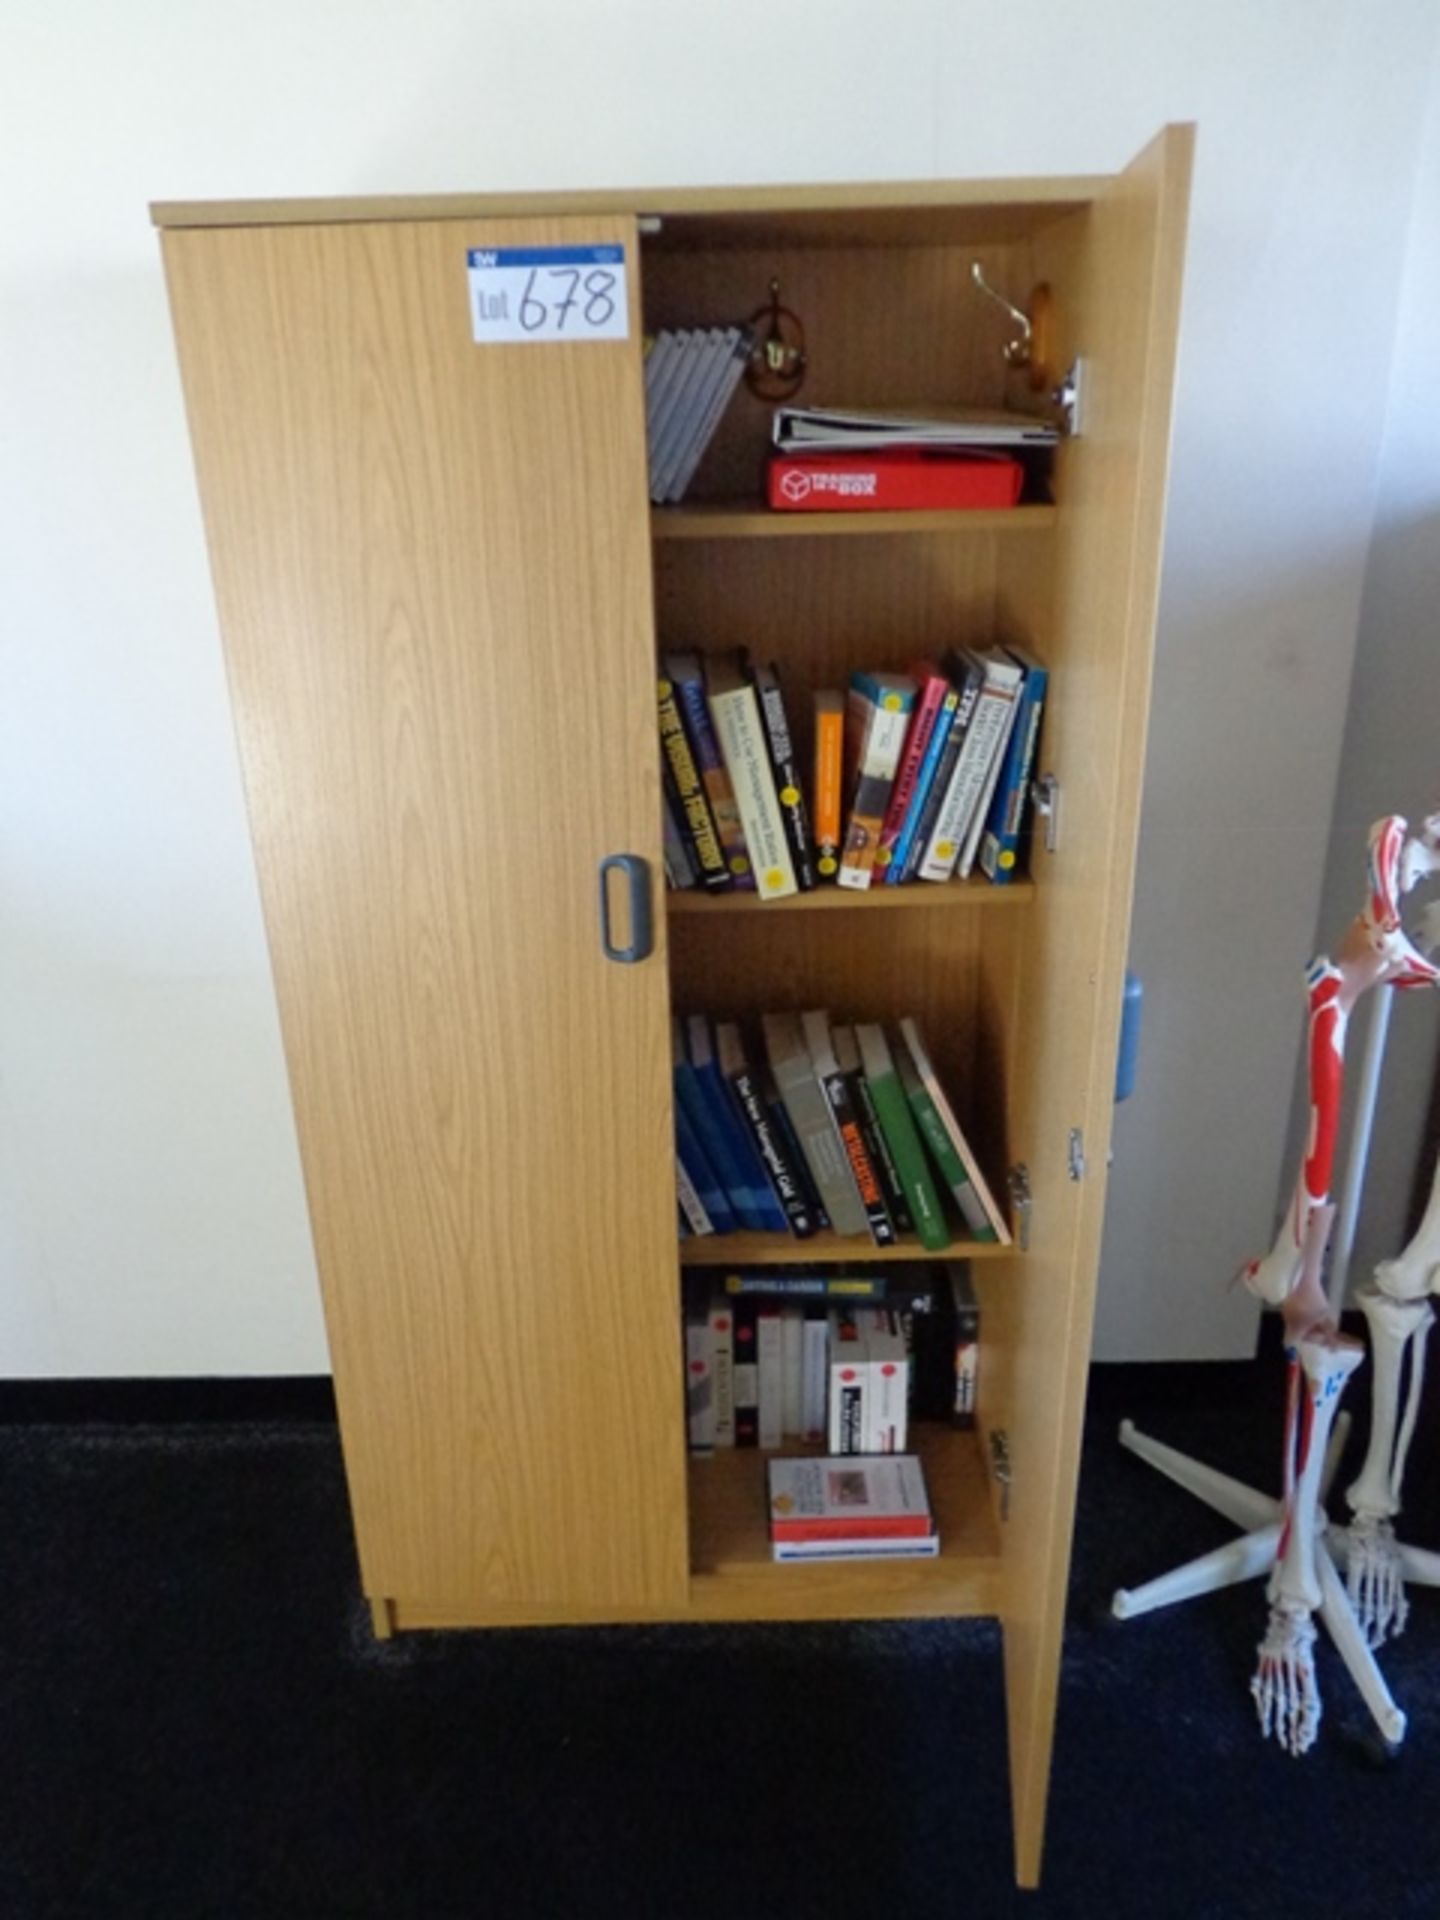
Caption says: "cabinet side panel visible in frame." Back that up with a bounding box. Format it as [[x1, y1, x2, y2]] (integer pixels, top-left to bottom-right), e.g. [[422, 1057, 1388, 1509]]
[[989, 127, 1194, 1886], [162, 217, 687, 1612]]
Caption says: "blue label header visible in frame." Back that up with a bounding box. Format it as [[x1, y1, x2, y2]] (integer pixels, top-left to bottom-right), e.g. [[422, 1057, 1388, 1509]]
[[467, 245, 625, 269]]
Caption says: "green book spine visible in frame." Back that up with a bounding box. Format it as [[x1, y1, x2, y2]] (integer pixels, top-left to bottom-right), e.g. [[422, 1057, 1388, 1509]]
[[864, 1065, 951, 1252], [894, 1050, 996, 1243]]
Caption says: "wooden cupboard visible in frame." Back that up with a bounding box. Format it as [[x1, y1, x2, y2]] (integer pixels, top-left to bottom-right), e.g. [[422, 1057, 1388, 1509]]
[[153, 124, 1192, 1887]]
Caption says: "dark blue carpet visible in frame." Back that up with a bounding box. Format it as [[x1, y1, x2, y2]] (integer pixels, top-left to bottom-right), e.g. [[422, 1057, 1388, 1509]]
[[3, 1351, 1439, 1918]]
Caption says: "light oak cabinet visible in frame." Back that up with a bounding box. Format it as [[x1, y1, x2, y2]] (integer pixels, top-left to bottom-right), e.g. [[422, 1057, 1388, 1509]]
[[155, 125, 1191, 1886]]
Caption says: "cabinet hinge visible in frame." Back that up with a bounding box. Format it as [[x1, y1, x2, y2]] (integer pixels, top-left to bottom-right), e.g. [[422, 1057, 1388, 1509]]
[[1030, 772, 1060, 854], [1008, 1163, 1033, 1250], [1068, 1128, 1087, 1181], [1055, 357, 1086, 436], [989, 1429, 1013, 1521]]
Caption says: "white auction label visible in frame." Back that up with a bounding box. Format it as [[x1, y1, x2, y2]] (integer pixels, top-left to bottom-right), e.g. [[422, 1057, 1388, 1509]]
[[467, 244, 629, 344]]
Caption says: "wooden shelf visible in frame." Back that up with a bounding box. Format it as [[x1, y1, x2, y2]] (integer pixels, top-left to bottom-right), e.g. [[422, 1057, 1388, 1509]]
[[667, 876, 1034, 915], [680, 1229, 1011, 1266], [686, 1424, 1002, 1621], [652, 502, 1057, 542]]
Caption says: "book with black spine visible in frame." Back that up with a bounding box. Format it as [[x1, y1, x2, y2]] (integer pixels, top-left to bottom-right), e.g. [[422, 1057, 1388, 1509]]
[[749, 660, 817, 890], [731, 1295, 759, 1448], [833, 1023, 912, 1234], [716, 1022, 820, 1238], [802, 1010, 896, 1248], [657, 673, 730, 890], [763, 1071, 830, 1230]]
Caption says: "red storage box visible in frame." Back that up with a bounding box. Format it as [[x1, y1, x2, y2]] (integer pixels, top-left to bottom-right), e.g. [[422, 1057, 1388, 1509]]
[[766, 448, 1024, 513]]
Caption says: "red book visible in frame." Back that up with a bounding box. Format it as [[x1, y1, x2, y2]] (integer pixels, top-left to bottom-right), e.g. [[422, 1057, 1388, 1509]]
[[874, 660, 954, 877], [767, 449, 1023, 513]]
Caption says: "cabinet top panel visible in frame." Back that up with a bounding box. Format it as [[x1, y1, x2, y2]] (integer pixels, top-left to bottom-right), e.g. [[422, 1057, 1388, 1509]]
[[150, 175, 1105, 247]]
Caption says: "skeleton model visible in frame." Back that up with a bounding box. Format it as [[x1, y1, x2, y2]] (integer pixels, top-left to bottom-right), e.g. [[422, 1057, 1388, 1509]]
[[1113, 813, 1440, 1756]]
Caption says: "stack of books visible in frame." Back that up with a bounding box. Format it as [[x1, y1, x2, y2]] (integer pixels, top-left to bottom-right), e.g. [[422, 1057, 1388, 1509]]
[[766, 1455, 938, 1563], [673, 1012, 1009, 1249], [658, 647, 1048, 897], [765, 404, 1056, 516], [683, 1266, 980, 1454], [644, 327, 753, 504]]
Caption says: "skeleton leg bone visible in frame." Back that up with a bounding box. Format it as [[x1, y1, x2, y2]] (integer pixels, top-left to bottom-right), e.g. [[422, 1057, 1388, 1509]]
[[1344, 1286, 1433, 1645], [1251, 1331, 1363, 1756]]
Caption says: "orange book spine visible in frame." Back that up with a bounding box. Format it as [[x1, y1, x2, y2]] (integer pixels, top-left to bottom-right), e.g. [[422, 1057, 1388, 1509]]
[[813, 690, 844, 881]]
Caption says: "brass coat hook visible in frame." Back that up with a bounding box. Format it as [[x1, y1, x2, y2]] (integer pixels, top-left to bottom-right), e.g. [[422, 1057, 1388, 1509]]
[[971, 261, 1055, 393]]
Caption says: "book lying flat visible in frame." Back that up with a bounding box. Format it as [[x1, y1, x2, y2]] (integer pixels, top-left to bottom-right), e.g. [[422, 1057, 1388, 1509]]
[[772, 404, 1058, 452], [767, 1453, 934, 1540], [773, 1535, 941, 1562]]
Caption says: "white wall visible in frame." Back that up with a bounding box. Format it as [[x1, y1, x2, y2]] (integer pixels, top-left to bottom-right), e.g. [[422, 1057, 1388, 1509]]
[[2, 1, 1436, 1374], [1291, 42, 1440, 1308]]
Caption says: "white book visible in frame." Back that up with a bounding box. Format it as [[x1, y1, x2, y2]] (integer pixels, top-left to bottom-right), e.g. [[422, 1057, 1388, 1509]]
[[661, 326, 735, 502], [772, 402, 1058, 452], [706, 653, 797, 900], [801, 1313, 829, 1443], [773, 1534, 940, 1562], [781, 1305, 805, 1437], [918, 651, 1025, 883], [675, 1156, 713, 1236], [757, 1306, 784, 1449], [827, 1314, 868, 1454], [685, 1308, 715, 1451], [957, 649, 1025, 879], [709, 1299, 736, 1447], [859, 1308, 909, 1454]]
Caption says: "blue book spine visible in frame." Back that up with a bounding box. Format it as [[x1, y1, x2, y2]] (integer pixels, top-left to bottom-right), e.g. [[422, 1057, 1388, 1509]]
[[675, 1057, 760, 1230], [886, 684, 960, 884], [691, 1048, 776, 1231], [675, 1100, 736, 1233], [979, 655, 1048, 884]]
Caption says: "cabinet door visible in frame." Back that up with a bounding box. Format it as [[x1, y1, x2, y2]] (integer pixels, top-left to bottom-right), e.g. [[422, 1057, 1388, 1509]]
[[163, 216, 688, 1616], [989, 127, 1194, 1885]]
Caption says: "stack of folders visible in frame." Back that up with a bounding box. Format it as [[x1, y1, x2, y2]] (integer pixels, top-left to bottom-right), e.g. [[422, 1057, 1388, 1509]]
[[658, 647, 1049, 900], [644, 326, 754, 504], [766, 405, 1058, 515], [766, 1455, 937, 1563], [672, 1010, 1010, 1252]]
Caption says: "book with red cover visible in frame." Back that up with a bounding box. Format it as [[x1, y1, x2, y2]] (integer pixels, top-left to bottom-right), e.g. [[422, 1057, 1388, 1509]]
[[767, 450, 1024, 514], [767, 1454, 934, 1540]]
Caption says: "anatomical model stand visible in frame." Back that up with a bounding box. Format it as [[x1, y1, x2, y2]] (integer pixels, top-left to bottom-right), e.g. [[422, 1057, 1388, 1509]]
[[1113, 815, 1440, 1755]]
